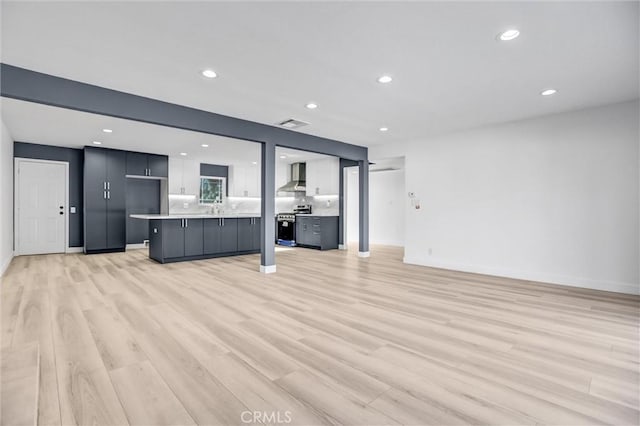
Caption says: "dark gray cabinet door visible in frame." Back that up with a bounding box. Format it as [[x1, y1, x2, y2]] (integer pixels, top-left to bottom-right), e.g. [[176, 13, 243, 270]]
[[84, 148, 108, 251], [147, 154, 168, 178], [296, 218, 309, 245], [220, 218, 238, 252], [252, 218, 261, 250], [184, 218, 203, 257], [237, 218, 253, 251], [163, 219, 185, 258], [203, 219, 221, 254], [106, 150, 127, 249], [126, 152, 147, 176]]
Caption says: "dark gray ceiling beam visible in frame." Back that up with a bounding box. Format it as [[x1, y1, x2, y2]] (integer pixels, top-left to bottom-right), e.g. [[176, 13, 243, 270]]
[[0, 63, 368, 161]]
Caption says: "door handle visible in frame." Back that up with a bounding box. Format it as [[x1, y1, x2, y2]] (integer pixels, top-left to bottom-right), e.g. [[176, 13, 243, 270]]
[[222, 218, 225, 226], [103, 191, 107, 199], [103, 182, 106, 190], [107, 182, 110, 190], [107, 191, 110, 200], [185, 219, 188, 228], [148, 168, 151, 176]]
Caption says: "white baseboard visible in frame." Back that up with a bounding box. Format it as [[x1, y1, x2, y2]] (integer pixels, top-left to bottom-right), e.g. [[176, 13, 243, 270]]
[[358, 251, 370, 258], [338, 244, 347, 250], [403, 254, 640, 295], [126, 243, 147, 250], [0, 255, 13, 277], [65, 247, 84, 254], [260, 264, 277, 274]]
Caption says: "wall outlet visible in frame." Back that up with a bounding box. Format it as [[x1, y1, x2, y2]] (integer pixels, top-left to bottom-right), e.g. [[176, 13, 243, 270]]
[[70, 206, 76, 214], [183, 202, 189, 209]]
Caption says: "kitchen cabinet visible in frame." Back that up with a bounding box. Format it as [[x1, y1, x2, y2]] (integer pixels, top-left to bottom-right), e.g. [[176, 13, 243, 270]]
[[203, 218, 238, 254], [305, 157, 339, 196], [169, 158, 200, 195], [231, 164, 260, 197], [275, 161, 288, 193], [161, 218, 203, 259], [296, 216, 338, 250], [237, 217, 261, 251], [145, 215, 260, 263], [84, 147, 127, 253], [126, 151, 168, 178]]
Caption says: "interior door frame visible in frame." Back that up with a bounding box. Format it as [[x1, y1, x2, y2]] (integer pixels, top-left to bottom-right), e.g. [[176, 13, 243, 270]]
[[14, 157, 70, 255]]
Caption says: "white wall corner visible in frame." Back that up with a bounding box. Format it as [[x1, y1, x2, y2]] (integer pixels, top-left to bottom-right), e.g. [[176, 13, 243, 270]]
[[260, 264, 277, 274]]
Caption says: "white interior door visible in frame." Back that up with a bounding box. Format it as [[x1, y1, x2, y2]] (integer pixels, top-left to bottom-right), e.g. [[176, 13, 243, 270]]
[[16, 159, 67, 255]]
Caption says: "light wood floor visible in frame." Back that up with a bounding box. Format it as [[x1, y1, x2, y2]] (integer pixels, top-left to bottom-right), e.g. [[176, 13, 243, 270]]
[[1, 245, 638, 426]]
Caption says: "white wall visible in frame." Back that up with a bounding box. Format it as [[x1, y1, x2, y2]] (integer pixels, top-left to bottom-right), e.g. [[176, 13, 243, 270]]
[[372, 101, 639, 294], [369, 169, 405, 246], [0, 120, 15, 276]]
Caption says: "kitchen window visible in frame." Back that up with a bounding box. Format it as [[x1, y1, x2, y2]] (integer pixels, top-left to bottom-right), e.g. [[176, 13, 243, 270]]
[[199, 176, 225, 204]]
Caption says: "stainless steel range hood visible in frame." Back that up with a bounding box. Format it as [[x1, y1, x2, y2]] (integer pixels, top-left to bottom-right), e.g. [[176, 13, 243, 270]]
[[277, 162, 306, 193]]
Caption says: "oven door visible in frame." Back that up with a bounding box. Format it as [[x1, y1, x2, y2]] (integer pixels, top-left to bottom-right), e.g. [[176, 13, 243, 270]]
[[277, 220, 295, 242]]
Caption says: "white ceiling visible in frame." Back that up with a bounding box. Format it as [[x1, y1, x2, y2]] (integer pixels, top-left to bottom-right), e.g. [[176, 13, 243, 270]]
[[1, 97, 333, 166], [1, 1, 638, 147]]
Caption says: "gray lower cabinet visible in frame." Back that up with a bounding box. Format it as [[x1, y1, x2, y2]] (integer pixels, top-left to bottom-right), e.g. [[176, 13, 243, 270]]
[[160, 218, 203, 259], [203, 218, 238, 254], [148, 216, 260, 263], [238, 217, 261, 251], [296, 216, 338, 250]]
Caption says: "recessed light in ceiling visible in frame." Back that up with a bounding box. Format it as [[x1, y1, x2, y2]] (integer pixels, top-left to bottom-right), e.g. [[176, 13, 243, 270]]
[[541, 89, 558, 96], [498, 29, 520, 41], [305, 103, 318, 109], [180, 152, 187, 156], [377, 75, 393, 84], [379, 127, 389, 132], [201, 144, 209, 147], [102, 128, 112, 133], [279, 155, 287, 159], [92, 141, 102, 145], [202, 69, 218, 78]]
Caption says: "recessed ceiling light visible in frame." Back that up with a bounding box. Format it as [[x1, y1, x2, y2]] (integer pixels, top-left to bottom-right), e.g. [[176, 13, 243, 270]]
[[279, 155, 287, 159], [498, 29, 520, 41], [102, 128, 112, 133], [180, 152, 187, 156], [92, 141, 102, 145], [377, 75, 393, 84], [202, 69, 218, 78], [201, 144, 209, 147], [305, 103, 318, 109], [379, 127, 389, 132], [541, 89, 557, 96]]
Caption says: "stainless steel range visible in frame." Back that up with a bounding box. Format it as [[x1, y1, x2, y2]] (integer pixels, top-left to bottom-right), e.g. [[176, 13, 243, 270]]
[[276, 213, 296, 246]]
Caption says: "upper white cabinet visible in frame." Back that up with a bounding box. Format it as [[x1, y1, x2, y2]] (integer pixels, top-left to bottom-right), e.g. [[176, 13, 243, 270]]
[[168, 158, 200, 195], [275, 161, 289, 194], [230, 163, 260, 197], [306, 157, 339, 196]]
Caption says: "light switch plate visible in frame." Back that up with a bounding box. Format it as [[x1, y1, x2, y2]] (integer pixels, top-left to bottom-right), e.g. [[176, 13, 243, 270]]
[[70, 207, 77, 213]]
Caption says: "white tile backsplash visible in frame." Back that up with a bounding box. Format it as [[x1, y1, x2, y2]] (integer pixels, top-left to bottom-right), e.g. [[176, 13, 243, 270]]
[[168, 193, 339, 216]]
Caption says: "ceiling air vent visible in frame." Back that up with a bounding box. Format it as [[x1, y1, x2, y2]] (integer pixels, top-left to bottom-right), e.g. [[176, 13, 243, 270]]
[[277, 118, 309, 129]]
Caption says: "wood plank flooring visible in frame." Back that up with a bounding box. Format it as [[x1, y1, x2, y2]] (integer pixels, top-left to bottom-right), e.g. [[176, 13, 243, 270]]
[[1, 245, 638, 425]]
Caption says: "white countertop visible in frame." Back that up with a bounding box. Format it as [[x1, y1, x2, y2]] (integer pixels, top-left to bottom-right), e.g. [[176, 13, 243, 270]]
[[295, 213, 339, 217], [130, 213, 261, 219]]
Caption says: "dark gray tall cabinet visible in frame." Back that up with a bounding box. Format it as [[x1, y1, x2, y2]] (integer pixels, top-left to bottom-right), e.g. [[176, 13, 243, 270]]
[[84, 147, 127, 253]]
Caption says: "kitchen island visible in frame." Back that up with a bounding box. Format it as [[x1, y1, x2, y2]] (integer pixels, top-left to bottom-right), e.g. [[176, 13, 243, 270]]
[[130, 214, 261, 263]]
